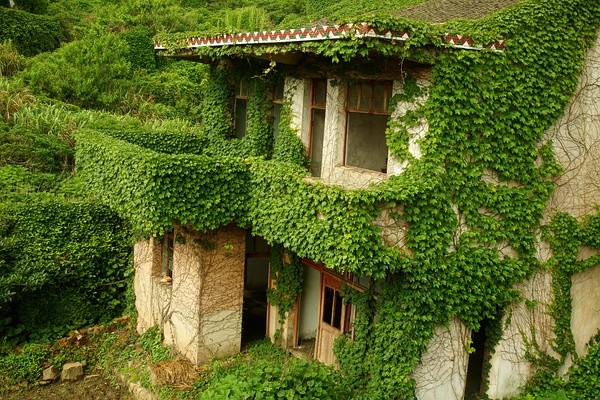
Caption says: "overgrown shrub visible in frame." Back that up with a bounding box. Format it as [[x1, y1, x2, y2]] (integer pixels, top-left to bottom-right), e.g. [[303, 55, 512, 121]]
[[188, 341, 350, 399], [120, 26, 156, 72], [0, 342, 51, 388], [0, 165, 59, 201], [21, 34, 133, 110], [0, 78, 35, 123], [0, 41, 23, 78], [0, 125, 73, 173], [0, 198, 131, 344], [0, 7, 63, 56], [11, 0, 49, 14]]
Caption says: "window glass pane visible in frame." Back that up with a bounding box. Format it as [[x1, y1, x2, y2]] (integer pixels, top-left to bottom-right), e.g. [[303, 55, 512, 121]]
[[333, 290, 343, 329], [314, 79, 327, 106], [373, 83, 389, 112], [273, 103, 282, 141], [322, 286, 334, 325], [347, 83, 359, 110], [345, 113, 389, 172], [310, 109, 325, 177], [274, 80, 284, 102], [359, 83, 372, 111], [234, 98, 247, 139], [240, 80, 250, 97]]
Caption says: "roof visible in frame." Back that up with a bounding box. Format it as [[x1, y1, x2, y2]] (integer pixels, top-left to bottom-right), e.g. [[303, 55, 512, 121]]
[[287, 0, 522, 26], [396, 0, 523, 23], [153, 0, 520, 59], [154, 23, 505, 53]]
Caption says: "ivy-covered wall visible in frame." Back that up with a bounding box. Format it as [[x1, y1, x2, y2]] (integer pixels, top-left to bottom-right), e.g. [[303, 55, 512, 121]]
[[77, 0, 600, 398]]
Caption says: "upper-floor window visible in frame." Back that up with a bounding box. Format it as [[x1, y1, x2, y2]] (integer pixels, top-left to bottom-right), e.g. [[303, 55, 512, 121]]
[[233, 80, 250, 139], [309, 79, 327, 177], [344, 81, 392, 173], [271, 80, 284, 140]]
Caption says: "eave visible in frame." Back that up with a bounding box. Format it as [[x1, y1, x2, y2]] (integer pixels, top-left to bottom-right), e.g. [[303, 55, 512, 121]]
[[154, 23, 506, 59]]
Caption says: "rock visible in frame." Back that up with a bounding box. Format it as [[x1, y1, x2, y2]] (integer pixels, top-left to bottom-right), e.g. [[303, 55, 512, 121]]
[[42, 365, 59, 381], [61, 362, 85, 381], [38, 380, 52, 386]]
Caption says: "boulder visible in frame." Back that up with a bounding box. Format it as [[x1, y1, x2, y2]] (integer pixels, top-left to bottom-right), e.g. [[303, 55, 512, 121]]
[[42, 365, 59, 381], [61, 362, 85, 381]]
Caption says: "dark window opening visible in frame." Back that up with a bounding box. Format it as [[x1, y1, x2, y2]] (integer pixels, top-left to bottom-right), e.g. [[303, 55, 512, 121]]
[[464, 321, 489, 399], [271, 80, 285, 140], [233, 80, 250, 139], [345, 81, 392, 173], [241, 231, 271, 348], [321, 285, 344, 330], [160, 229, 174, 283], [309, 79, 327, 177]]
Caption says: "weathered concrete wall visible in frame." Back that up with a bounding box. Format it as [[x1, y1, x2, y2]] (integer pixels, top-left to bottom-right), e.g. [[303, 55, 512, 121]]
[[134, 225, 245, 364], [134, 238, 172, 334], [413, 318, 470, 400], [267, 276, 299, 348], [487, 270, 556, 399], [571, 262, 600, 356], [546, 30, 600, 219], [486, 29, 600, 397]]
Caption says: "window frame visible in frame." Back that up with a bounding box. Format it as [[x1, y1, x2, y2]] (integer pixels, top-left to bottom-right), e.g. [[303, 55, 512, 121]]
[[343, 80, 393, 172]]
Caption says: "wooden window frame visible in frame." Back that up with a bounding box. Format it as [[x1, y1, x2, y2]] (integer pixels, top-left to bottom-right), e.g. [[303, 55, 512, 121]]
[[343, 80, 393, 170], [233, 80, 250, 138]]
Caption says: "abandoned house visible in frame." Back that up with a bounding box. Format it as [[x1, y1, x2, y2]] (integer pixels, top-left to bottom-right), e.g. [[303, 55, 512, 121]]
[[77, 0, 600, 399]]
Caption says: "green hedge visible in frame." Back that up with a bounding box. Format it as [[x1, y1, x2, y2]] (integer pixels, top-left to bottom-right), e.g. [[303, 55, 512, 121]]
[[76, 130, 250, 236], [0, 8, 63, 56], [0, 197, 130, 343]]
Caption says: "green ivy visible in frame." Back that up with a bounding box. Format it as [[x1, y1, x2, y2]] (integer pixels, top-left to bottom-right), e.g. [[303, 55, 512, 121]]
[[0, 7, 63, 56], [0, 197, 131, 344], [78, 0, 600, 398]]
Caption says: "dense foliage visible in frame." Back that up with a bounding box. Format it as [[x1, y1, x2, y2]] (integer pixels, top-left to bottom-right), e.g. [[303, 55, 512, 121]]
[[0, 7, 63, 56], [0, 199, 131, 344], [1, 0, 600, 397]]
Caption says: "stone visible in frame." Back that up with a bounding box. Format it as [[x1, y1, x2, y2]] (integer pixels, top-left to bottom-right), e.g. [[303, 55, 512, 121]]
[[42, 365, 59, 381], [61, 362, 85, 381]]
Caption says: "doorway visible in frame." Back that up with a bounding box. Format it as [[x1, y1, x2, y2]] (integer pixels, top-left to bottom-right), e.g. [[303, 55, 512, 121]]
[[464, 321, 489, 399], [315, 273, 348, 364], [241, 232, 270, 347]]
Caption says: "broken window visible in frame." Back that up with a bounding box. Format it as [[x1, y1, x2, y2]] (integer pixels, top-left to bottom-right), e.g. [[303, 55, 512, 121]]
[[233, 80, 250, 139], [309, 79, 327, 177], [345, 80, 392, 173]]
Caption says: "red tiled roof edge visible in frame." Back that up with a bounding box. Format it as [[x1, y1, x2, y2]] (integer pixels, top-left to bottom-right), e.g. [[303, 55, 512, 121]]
[[154, 23, 505, 52]]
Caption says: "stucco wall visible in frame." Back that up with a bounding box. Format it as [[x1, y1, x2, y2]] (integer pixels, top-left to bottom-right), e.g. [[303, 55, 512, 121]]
[[413, 318, 470, 400], [486, 29, 600, 397], [134, 225, 245, 364], [571, 261, 600, 356]]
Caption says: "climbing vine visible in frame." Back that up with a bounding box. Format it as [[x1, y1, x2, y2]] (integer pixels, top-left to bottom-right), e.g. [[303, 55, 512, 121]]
[[77, 0, 600, 398]]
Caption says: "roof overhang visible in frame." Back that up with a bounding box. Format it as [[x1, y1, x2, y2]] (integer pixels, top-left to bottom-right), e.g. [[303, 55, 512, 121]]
[[154, 23, 506, 55]]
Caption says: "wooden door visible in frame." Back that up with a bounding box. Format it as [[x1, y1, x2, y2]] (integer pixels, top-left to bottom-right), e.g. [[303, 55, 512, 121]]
[[315, 273, 346, 365]]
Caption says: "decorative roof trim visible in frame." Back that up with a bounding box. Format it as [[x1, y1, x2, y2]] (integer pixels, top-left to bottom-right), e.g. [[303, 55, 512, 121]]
[[154, 23, 505, 53]]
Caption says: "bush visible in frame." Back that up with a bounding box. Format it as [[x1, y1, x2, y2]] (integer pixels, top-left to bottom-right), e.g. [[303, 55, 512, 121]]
[[0, 125, 73, 173], [120, 27, 156, 72], [0, 78, 35, 123], [0, 7, 63, 56], [11, 0, 49, 14], [21, 33, 133, 110], [191, 341, 350, 399], [0, 198, 131, 344], [0, 41, 23, 78], [0, 342, 50, 388]]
